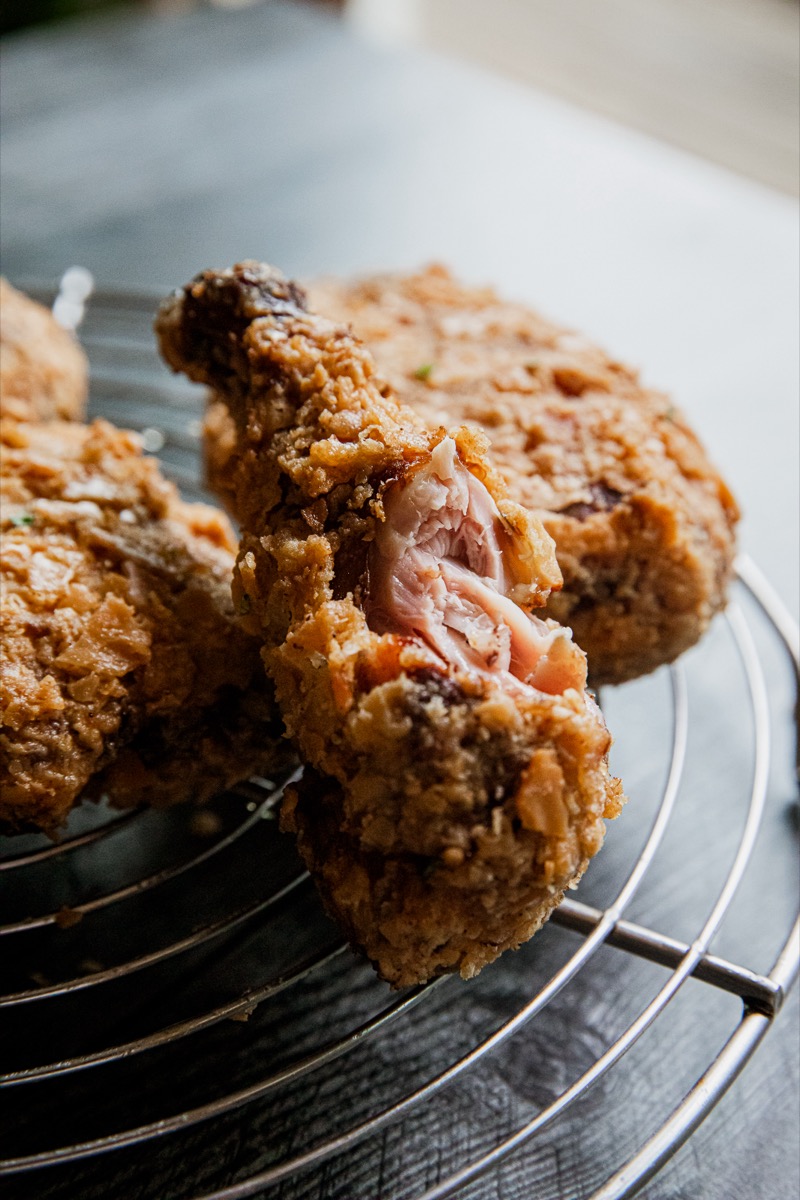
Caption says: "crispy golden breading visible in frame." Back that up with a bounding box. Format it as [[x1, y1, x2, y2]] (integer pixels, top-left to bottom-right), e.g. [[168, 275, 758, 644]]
[[301, 266, 739, 684], [157, 262, 623, 987], [203, 388, 239, 517], [0, 418, 287, 835], [0, 278, 88, 424]]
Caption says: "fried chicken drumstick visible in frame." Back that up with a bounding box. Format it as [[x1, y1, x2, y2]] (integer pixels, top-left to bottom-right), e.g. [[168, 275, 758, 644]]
[[156, 262, 623, 987], [1, 418, 287, 835]]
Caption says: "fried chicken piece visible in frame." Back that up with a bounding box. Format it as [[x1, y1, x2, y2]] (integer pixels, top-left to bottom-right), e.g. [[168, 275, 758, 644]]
[[299, 266, 739, 685], [0, 278, 88, 424], [0, 418, 287, 836], [156, 262, 623, 987]]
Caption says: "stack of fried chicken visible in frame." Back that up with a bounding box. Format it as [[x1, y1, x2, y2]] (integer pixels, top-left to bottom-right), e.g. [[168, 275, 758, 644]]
[[0, 279, 288, 836], [1, 265, 738, 987]]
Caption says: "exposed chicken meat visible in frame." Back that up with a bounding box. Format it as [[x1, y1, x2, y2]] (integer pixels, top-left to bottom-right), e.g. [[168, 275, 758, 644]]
[[368, 435, 585, 696]]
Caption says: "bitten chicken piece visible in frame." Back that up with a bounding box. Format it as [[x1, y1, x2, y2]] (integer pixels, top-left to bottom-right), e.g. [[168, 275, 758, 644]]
[[0, 278, 88, 424], [157, 262, 623, 987], [0, 418, 288, 835], [302, 267, 739, 684]]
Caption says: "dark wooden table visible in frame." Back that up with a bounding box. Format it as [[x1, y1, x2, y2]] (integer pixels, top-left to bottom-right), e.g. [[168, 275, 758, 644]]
[[1, 4, 798, 1199]]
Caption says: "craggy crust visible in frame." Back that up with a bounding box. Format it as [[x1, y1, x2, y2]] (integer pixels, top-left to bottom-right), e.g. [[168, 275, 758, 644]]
[[300, 266, 739, 685], [282, 692, 620, 986], [0, 418, 286, 835], [157, 262, 623, 987], [0, 278, 88, 423]]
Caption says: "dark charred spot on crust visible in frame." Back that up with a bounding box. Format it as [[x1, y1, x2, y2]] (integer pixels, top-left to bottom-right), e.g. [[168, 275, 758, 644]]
[[558, 483, 626, 522], [233, 263, 308, 316], [93, 707, 143, 774], [494, 756, 532, 813], [569, 574, 634, 613], [374, 460, 412, 503], [170, 263, 309, 393], [407, 666, 467, 708], [332, 539, 370, 601]]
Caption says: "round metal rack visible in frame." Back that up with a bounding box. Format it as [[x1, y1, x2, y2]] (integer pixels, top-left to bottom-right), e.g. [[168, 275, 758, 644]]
[[1, 280, 798, 1200]]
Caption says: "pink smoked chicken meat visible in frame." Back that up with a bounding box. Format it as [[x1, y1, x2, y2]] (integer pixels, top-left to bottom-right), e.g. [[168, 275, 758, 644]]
[[156, 262, 624, 987]]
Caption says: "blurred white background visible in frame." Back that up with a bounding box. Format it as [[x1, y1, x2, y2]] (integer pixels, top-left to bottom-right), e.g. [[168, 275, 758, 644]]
[[346, 0, 800, 195]]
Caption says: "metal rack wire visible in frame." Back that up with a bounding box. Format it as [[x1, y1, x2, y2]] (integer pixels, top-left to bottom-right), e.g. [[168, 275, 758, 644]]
[[1, 281, 798, 1200]]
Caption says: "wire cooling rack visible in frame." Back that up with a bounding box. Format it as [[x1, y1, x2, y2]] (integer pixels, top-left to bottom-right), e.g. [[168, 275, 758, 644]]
[[1, 279, 798, 1200]]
